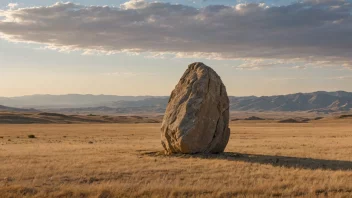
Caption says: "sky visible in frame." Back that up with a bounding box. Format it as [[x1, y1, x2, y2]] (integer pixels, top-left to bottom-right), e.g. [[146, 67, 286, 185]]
[[1, 0, 352, 97]]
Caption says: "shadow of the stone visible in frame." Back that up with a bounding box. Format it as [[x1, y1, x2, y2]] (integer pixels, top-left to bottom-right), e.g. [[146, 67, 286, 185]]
[[142, 151, 352, 171]]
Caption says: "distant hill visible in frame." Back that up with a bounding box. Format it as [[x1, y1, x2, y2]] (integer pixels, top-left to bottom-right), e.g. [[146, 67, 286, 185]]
[[229, 91, 352, 112], [111, 97, 169, 108], [1, 91, 352, 114], [0, 94, 157, 108], [0, 105, 39, 113], [43, 106, 166, 115], [0, 111, 161, 124]]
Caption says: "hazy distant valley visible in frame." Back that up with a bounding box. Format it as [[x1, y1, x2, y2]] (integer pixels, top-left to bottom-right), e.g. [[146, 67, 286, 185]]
[[1, 91, 352, 115]]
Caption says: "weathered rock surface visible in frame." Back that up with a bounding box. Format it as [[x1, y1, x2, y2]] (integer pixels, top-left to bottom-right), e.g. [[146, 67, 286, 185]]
[[161, 62, 230, 154]]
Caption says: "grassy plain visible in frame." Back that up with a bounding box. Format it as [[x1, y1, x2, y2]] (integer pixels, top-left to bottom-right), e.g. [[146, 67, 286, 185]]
[[1, 118, 352, 197]]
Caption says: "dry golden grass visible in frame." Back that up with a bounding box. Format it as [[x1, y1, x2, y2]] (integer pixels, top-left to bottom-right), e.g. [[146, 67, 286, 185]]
[[1, 119, 352, 197]]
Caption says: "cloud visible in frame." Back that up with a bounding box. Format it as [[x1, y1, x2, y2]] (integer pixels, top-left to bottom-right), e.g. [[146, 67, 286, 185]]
[[121, 0, 149, 10], [0, 1, 352, 68], [326, 76, 352, 80], [234, 59, 288, 70], [292, 65, 307, 70], [7, 3, 18, 9]]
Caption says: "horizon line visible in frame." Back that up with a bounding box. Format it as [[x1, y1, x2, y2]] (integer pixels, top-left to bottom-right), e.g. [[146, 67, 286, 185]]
[[0, 90, 349, 98]]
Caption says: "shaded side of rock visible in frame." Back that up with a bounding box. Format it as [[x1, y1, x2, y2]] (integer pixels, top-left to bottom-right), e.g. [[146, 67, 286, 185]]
[[161, 62, 230, 154]]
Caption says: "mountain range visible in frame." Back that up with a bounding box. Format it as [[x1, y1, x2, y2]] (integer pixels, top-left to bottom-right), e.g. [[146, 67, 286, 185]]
[[0, 94, 155, 108], [1, 91, 352, 114], [0, 105, 39, 113], [229, 91, 352, 112]]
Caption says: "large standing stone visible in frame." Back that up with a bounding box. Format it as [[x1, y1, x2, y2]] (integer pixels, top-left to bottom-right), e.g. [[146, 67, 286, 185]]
[[161, 62, 230, 154]]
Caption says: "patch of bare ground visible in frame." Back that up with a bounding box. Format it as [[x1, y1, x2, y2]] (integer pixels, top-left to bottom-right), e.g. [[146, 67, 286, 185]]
[[0, 120, 352, 197]]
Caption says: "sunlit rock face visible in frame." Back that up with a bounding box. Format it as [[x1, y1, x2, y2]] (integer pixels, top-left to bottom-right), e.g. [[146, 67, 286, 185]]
[[161, 62, 230, 154]]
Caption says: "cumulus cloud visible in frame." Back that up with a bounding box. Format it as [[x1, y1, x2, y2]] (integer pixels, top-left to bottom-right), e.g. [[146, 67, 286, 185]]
[[7, 3, 18, 9], [0, 0, 352, 68], [121, 0, 149, 10]]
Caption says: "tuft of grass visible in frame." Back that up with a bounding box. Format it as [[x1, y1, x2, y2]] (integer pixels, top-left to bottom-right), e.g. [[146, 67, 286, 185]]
[[28, 135, 36, 139]]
